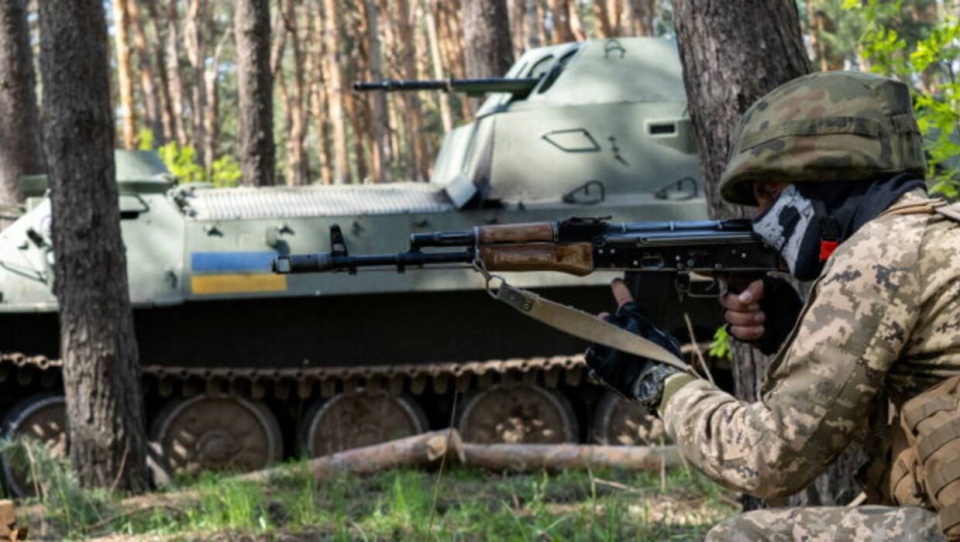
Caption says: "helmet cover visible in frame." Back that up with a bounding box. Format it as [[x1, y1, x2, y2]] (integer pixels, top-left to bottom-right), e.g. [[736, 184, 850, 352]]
[[719, 71, 926, 206]]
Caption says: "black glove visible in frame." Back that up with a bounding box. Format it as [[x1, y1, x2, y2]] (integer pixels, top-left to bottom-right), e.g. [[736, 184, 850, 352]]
[[754, 276, 804, 355], [585, 301, 683, 411]]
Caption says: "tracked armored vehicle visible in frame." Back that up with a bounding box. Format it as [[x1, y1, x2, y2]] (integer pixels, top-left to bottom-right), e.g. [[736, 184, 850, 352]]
[[0, 37, 711, 493]]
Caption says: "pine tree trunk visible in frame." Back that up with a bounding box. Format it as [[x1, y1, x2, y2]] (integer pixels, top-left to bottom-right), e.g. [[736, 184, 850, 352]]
[[164, 1, 189, 146], [143, 0, 176, 144], [359, 0, 388, 182], [395, 0, 427, 181], [234, 0, 275, 186], [672, 0, 810, 220], [113, 0, 137, 149], [0, 0, 43, 217], [547, 0, 574, 43], [38, 0, 147, 493], [424, 0, 453, 133], [127, 0, 164, 145], [203, 32, 227, 180], [321, 0, 349, 184], [592, 0, 613, 38], [463, 0, 513, 114], [184, 0, 207, 169], [310, 1, 333, 186]]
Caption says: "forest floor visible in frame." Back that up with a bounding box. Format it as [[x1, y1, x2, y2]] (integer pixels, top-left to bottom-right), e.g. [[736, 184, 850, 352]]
[[15, 460, 738, 541]]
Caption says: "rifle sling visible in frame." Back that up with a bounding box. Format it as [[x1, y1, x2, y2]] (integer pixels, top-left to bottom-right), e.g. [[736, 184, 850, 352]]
[[494, 282, 691, 373]]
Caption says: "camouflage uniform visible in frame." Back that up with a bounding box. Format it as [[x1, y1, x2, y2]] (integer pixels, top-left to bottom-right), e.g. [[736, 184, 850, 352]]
[[660, 190, 960, 539], [656, 71, 960, 540]]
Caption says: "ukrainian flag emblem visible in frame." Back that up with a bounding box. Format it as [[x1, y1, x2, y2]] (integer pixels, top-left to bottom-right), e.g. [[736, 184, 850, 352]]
[[189, 251, 288, 295]]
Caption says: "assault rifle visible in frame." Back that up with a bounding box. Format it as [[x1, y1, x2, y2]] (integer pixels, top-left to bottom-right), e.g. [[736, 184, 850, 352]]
[[273, 217, 782, 297]]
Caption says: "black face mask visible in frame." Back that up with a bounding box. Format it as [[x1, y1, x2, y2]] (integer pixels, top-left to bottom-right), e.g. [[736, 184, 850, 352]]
[[751, 184, 825, 281], [754, 175, 925, 281]]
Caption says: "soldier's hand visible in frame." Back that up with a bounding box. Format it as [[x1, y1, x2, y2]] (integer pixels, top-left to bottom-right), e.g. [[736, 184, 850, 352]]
[[720, 279, 766, 342], [721, 276, 804, 355], [586, 279, 682, 408]]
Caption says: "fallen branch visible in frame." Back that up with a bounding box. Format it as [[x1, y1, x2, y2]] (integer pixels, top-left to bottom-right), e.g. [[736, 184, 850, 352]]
[[237, 429, 465, 483]]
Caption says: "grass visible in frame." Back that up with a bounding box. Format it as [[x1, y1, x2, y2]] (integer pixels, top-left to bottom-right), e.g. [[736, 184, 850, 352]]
[[4, 440, 738, 541]]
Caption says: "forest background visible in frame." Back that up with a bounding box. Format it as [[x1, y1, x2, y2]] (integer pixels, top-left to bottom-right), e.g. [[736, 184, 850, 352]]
[[6, 0, 959, 198]]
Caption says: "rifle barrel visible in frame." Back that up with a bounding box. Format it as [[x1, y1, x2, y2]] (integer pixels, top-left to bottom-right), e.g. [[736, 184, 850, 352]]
[[353, 77, 542, 95]]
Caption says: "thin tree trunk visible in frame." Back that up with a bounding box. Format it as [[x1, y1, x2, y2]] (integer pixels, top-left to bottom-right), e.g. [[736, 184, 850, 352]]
[[127, 0, 164, 145], [310, 0, 333, 186], [568, 0, 586, 41], [322, 0, 349, 184], [396, 0, 427, 181], [0, 0, 44, 218], [203, 33, 228, 181], [547, 0, 574, 43], [593, 0, 613, 38], [113, 0, 137, 149], [184, 0, 206, 168], [143, 0, 175, 144], [39, 0, 147, 493], [276, 0, 308, 186], [165, 0, 188, 146], [360, 0, 387, 182], [525, 0, 540, 48], [463, 0, 513, 112], [235, 0, 276, 186], [509, 0, 524, 57], [424, 0, 453, 133]]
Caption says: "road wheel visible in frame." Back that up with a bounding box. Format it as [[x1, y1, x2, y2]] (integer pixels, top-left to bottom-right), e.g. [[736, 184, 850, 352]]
[[591, 391, 668, 445], [0, 393, 67, 497], [301, 391, 428, 457], [148, 394, 283, 485], [457, 384, 578, 444]]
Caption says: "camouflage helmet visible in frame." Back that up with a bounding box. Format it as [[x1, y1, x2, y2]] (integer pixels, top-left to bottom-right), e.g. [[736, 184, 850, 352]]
[[719, 71, 926, 206]]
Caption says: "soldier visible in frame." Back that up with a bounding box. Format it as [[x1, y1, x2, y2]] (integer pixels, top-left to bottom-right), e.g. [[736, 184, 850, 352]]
[[586, 70, 960, 540]]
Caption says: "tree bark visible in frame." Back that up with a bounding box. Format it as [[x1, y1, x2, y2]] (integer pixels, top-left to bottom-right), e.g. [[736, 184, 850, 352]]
[[321, 0, 349, 184], [395, 0, 427, 181], [424, 0, 453, 133], [280, 1, 307, 186], [234, 0, 276, 186], [463, 0, 513, 114], [38, 0, 147, 493], [673, 0, 811, 220], [113, 0, 137, 149], [184, 0, 207, 169], [0, 0, 43, 219], [127, 0, 164, 146], [164, 1, 189, 146]]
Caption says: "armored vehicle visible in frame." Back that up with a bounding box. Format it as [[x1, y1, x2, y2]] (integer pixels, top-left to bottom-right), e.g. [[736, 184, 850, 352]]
[[0, 37, 710, 493]]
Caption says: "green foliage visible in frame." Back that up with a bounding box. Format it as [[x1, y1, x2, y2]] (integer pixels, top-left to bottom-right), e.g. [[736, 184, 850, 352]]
[[156, 142, 242, 188], [137, 128, 155, 151], [850, 1, 960, 199], [189, 475, 272, 533], [708, 325, 733, 362], [157, 142, 206, 184], [0, 437, 111, 538], [211, 154, 242, 188]]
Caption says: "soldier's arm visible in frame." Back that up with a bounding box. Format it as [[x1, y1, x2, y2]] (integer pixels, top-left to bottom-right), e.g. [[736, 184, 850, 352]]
[[658, 218, 924, 499]]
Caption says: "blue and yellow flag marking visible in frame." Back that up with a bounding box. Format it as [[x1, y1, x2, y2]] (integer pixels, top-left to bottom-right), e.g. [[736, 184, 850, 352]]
[[190, 251, 287, 295]]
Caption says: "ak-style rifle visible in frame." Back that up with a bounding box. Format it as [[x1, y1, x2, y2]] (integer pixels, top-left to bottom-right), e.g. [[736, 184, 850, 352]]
[[273, 216, 780, 296]]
